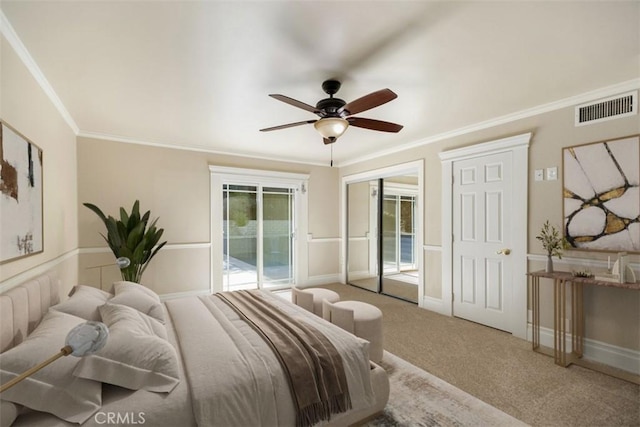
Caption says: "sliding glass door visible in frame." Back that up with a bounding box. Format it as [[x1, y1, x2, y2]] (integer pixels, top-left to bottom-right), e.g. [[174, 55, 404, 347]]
[[223, 185, 257, 290], [262, 186, 294, 286], [223, 184, 294, 291]]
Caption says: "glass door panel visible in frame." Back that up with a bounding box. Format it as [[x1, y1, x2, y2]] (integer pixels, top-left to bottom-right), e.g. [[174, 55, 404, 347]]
[[223, 184, 294, 291], [262, 187, 294, 289], [224, 185, 258, 290]]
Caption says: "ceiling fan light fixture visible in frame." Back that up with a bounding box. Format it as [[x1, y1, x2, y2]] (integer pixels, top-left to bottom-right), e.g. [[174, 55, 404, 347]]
[[314, 117, 349, 141]]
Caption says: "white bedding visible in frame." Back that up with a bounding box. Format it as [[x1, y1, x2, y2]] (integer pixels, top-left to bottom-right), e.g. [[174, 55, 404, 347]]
[[4, 286, 383, 427], [11, 306, 195, 427], [165, 291, 375, 426]]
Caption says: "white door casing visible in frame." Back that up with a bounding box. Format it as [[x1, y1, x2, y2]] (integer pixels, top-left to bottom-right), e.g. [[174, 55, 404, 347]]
[[439, 133, 530, 339], [453, 151, 512, 331]]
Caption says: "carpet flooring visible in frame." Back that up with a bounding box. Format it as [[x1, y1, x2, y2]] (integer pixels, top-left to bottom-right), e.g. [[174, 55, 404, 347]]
[[319, 283, 640, 427], [366, 351, 526, 426]]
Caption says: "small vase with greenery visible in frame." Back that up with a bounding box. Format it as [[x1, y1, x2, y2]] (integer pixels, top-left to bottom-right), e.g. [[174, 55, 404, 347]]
[[84, 200, 167, 283], [536, 220, 565, 273]]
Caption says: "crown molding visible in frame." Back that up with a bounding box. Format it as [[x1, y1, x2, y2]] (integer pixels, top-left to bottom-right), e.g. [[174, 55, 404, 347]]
[[77, 130, 331, 167], [341, 78, 640, 167], [0, 9, 79, 134]]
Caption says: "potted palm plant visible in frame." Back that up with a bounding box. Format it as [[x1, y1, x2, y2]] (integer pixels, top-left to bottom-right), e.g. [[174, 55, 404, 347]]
[[84, 200, 167, 283]]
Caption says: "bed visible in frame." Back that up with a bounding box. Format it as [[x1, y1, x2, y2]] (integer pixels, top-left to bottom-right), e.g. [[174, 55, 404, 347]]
[[0, 273, 389, 426]]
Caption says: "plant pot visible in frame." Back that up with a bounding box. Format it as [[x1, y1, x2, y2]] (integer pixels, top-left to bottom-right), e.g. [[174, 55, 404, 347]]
[[545, 255, 554, 273]]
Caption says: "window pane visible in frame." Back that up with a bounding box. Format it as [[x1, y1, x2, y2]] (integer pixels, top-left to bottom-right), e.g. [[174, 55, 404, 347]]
[[223, 184, 294, 291], [225, 184, 257, 192], [224, 188, 257, 290], [263, 187, 293, 194], [263, 190, 293, 288]]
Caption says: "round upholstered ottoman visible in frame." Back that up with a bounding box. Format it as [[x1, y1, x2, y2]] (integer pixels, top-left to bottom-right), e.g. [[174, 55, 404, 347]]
[[291, 287, 340, 317], [322, 300, 384, 363]]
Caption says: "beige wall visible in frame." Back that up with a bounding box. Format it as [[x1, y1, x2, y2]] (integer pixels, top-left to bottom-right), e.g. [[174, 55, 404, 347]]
[[0, 35, 78, 295], [77, 137, 339, 295], [2, 25, 638, 361], [340, 104, 640, 350]]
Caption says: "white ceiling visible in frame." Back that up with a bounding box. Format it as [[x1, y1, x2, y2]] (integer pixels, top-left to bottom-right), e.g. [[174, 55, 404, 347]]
[[2, 1, 639, 166]]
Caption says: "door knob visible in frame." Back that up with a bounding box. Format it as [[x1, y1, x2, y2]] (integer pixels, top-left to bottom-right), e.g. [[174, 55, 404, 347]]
[[496, 248, 511, 255]]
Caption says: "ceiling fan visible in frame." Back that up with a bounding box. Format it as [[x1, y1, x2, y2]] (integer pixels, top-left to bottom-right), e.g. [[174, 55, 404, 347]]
[[260, 79, 403, 144]]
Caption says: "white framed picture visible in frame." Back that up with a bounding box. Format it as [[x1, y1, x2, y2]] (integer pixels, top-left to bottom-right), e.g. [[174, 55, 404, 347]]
[[0, 120, 44, 263]]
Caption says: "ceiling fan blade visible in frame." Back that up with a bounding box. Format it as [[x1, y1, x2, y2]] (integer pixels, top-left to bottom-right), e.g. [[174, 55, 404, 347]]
[[269, 94, 319, 114], [348, 117, 403, 133], [340, 88, 398, 116], [260, 119, 317, 132]]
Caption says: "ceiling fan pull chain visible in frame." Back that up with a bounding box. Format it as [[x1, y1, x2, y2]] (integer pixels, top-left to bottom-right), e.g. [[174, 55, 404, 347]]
[[330, 144, 334, 167]]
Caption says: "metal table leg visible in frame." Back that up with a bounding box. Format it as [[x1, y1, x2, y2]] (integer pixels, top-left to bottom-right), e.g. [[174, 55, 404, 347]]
[[554, 278, 568, 367], [532, 275, 540, 351]]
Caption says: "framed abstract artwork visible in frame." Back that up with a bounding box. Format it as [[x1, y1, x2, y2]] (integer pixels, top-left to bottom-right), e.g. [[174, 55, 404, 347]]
[[563, 134, 639, 253], [0, 120, 44, 264]]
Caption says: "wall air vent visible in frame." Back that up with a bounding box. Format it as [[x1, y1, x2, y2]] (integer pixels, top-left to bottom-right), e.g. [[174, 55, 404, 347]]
[[575, 91, 637, 126]]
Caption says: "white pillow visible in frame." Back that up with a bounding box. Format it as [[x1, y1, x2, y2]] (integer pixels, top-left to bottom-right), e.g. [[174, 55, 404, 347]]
[[110, 281, 165, 323], [0, 310, 102, 424], [51, 285, 112, 321], [73, 303, 179, 393]]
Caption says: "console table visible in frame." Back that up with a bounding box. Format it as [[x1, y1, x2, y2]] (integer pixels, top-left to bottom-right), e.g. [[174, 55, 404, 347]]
[[528, 270, 640, 384]]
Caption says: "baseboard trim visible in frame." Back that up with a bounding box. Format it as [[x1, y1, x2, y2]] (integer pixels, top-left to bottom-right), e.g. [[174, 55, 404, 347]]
[[421, 295, 449, 315], [526, 323, 640, 375], [582, 336, 640, 375], [304, 274, 341, 287]]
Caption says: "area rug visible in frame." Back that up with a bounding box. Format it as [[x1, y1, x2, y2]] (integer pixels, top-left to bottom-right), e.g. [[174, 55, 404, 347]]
[[364, 351, 527, 426]]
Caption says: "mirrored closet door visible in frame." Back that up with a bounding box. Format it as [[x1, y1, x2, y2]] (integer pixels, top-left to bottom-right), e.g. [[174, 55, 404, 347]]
[[346, 173, 419, 304], [380, 176, 419, 303], [346, 180, 379, 293]]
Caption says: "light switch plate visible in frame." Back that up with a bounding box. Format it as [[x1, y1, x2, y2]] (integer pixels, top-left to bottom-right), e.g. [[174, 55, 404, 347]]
[[534, 169, 544, 181], [546, 167, 558, 181]]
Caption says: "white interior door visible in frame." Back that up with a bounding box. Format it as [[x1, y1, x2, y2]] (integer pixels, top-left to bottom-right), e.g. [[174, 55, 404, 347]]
[[452, 151, 513, 332]]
